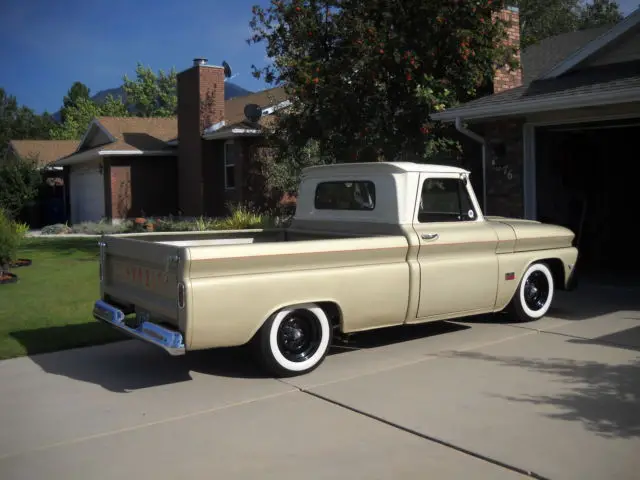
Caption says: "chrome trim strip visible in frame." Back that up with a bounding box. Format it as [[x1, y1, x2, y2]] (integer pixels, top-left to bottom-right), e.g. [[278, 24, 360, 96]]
[[93, 299, 186, 356]]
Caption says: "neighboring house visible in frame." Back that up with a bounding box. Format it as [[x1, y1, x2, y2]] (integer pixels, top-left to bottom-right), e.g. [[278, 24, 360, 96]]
[[432, 7, 640, 275], [54, 117, 178, 224], [4, 139, 79, 170], [52, 63, 289, 223]]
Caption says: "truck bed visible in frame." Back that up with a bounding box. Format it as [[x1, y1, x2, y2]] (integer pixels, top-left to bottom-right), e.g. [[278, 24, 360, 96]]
[[95, 227, 411, 354]]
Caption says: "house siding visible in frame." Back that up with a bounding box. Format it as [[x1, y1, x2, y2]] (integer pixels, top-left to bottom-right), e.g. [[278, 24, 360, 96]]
[[483, 119, 525, 218], [105, 156, 178, 219], [202, 139, 227, 217]]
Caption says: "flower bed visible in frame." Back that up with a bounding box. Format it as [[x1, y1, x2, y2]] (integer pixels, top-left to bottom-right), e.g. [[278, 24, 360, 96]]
[[39, 205, 295, 236]]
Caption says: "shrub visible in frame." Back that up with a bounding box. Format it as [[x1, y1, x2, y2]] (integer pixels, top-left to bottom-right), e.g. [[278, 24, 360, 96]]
[[0, 157, 42, 219], [41, 223, 72, 235], [0, 208, 20, 270], [13, 221, 30, 238], [71, 221, 128, 235], [214, 205, 268, 230]]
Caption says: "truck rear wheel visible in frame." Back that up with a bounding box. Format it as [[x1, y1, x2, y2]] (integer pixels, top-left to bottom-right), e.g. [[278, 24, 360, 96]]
[[508, 262, 554, 322], [254, 304, 332, 377]]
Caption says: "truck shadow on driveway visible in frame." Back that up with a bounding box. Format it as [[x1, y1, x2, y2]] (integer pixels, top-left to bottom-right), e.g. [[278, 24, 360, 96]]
[[11, 321, 468, 393]]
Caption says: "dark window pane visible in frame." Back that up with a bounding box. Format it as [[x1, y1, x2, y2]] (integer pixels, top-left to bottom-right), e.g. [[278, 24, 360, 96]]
[[314, 181, 376, 210]]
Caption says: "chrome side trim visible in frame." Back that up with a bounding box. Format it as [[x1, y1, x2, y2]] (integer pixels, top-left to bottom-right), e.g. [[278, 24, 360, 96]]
[[93, 299, 186, 356]]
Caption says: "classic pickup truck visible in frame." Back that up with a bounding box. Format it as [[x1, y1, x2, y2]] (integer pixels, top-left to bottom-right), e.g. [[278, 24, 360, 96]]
[[93, 162, 578, 376]]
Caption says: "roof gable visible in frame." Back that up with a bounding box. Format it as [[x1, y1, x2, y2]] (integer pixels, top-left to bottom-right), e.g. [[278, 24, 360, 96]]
[[540, 7, 640, 79], [521, 26, 613, 84], [75, 116, 178, 153], [579, 24, 640, 69]]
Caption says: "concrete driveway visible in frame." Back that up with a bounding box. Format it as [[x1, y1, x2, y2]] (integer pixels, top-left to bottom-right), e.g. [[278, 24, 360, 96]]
[[1, 283, 638, 480]]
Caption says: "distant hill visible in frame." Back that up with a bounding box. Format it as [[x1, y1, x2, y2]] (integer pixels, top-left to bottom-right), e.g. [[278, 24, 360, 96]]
[[52, 82, 253, 121]]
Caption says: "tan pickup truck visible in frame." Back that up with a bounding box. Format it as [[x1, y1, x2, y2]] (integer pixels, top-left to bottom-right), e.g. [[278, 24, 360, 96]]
[[93, 162, 578, 376]]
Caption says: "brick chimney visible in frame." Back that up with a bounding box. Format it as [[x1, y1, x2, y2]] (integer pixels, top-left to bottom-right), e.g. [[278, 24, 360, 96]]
[[177, 58, 225, 215], [493, 6, 523, 93]]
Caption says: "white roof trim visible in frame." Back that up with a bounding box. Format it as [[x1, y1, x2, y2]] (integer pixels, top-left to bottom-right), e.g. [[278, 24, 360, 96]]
[[262, 99, 291, 115], [74, 117, 117, 152], [431, 86, 640, 122], [201, 98, 291, 138], [540, 8, 640, 79], [203, 120, 226, 135], [53, 148, 176, 166], [203, 128, 263, 140]]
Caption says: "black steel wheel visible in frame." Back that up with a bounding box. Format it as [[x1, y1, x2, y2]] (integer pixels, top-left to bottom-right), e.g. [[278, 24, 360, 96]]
[[508, 262, 555, 322], [254, 303, 332, 377]]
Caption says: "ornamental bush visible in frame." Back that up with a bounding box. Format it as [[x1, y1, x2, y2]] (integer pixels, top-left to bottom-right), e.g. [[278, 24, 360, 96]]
[[0, 208, 20, 270]]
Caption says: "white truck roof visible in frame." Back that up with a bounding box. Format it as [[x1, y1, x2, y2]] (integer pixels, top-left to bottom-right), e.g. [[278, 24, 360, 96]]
[[301, 161, 470, 178]]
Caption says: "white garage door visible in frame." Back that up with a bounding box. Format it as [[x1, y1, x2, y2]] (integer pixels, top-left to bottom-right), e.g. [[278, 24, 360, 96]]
[[70, 167, 105, 224]]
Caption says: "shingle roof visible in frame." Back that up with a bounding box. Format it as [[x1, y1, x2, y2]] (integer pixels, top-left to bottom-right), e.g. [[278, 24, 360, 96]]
[[521, 26, 614, 84], [95, 116, 178, 151], [432, 22, 640, 121], [442, 62, 640, 113], [223, 86, 288, 126], [8, 140, 80, 166]]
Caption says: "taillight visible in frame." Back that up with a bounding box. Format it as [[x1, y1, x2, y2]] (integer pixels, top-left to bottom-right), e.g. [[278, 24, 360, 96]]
[[177, 282, 186, 309]]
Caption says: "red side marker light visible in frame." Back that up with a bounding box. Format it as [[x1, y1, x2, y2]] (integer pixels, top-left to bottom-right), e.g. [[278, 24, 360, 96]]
[[505, 272, 516, 281]]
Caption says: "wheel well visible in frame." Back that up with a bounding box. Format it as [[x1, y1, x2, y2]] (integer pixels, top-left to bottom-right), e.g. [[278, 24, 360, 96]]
[[317, 301, 343, 331], [539, 258, 565, 290]]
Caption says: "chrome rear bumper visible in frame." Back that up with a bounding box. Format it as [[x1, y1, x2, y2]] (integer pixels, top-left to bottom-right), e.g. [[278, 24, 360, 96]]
[[93, 300, 186, 356]]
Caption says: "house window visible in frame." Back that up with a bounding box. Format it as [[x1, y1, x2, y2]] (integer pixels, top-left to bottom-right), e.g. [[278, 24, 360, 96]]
[[224, 141, 235, 190], [418, 178, 476, 223], [314, 180, 376, 210]]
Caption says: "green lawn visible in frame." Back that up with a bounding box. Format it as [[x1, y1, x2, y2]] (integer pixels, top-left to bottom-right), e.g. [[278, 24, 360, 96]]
[[0, 237, 125, 360]]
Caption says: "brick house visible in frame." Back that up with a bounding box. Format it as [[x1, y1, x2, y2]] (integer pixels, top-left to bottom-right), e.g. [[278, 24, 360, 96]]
[[51, 62, 288, 223], [53, 117, 178, 224], [432, 7, 640, 276]]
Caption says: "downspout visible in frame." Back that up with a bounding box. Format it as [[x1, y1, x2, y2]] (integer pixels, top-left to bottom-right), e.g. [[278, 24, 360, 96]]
[[455, 117, 488, 214]]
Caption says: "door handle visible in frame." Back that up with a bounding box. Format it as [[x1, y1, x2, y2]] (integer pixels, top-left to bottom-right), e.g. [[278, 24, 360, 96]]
[[421, 233, 439, 241]]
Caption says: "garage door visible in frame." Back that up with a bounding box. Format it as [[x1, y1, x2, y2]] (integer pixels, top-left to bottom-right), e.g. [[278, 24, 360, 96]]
[[70, 167, 105, 224]]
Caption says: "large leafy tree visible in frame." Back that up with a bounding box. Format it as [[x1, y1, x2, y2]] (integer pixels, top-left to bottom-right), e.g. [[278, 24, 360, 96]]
[[122, 63, 178, 117], [248, 0, 518, 191], [0, 88, 56, 159], [60, 81, 91, 124], [50, 94, 128, 140], [516, 0, 623, 48]]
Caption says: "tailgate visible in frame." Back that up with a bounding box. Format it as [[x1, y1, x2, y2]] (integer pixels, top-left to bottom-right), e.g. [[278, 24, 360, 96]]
[[99, 235, 183, 328]]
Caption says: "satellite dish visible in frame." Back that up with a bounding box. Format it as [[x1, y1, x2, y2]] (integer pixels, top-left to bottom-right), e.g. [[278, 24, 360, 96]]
[[222, 60, 232, 79], [244, 103, 262, 123]]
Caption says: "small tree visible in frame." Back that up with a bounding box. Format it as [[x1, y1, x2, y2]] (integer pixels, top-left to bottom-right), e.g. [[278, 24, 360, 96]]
[[0, 207, 19, 271], [0, 156, 42, 220]]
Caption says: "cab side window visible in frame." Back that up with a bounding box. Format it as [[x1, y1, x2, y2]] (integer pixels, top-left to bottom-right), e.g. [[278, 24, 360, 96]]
[[418, 178, 476, 223]]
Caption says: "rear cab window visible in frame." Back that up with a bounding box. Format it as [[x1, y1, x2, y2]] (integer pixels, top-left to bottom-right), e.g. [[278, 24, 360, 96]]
[[314, 180, 376, 211], [418, 178, 477, 223]]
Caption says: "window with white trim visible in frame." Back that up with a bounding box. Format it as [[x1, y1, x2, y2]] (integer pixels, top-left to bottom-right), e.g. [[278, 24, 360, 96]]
[[418, 178, 476, 223], [224, 141, 235, 190]]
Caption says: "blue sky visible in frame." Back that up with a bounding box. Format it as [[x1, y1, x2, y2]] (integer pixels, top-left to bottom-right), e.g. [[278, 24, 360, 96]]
[[0, 0, 638, 114]]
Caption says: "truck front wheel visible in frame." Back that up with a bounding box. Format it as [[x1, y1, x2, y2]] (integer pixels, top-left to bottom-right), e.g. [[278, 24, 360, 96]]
[[254, 304, 332, 377], [508, 262, 555, 322]]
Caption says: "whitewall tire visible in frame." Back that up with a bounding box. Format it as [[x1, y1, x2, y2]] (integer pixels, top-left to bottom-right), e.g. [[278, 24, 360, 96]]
[[254, 304, 332, 377], [508, 262, 555, 322]]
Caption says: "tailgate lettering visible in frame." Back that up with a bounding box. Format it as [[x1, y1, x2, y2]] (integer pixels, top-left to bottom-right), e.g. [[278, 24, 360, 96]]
[[113, 262, 169, 292]]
